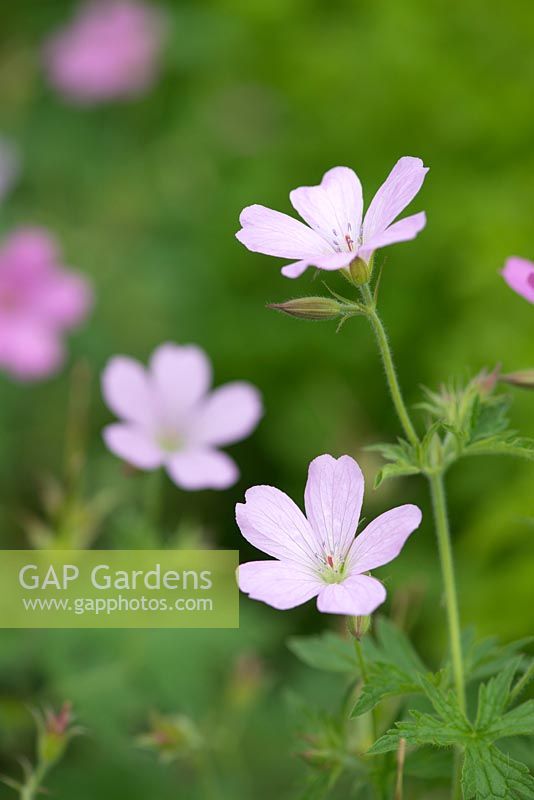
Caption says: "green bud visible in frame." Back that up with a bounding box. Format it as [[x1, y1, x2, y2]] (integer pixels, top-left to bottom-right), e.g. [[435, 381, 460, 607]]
[[348, 257, 372, 286], [267, 297, 343, 321], [499, 369, 534, 390], [347, 614, 371, 640]]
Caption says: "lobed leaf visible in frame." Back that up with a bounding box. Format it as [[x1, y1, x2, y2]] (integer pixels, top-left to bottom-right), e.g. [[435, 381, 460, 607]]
[[462, 742, 534, 800], [287, 631, 359, 673]]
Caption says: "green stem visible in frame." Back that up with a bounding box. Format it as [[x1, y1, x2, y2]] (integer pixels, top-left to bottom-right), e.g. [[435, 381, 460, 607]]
[[428, 473, 465, 712], [353, 639, 379, 745], [20, 762, 48, 800], [359, 285, 419, 448]]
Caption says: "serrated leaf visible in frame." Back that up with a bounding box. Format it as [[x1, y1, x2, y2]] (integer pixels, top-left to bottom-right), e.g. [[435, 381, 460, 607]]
[[420, 674, 470, 731], [287, 631, 359, 673], [374, 462, 421, 488], [462, 742, 534, 800], [368, 710, 464, 754], [475, 658, 523, 729], [462, 632, 534, 682], [351, 662, 420, 717], [486, 701, 534, 741], [464, 436, 534, 461]]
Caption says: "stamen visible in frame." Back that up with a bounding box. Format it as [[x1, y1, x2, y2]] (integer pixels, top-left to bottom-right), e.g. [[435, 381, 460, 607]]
[[326, 555, 334, 568]]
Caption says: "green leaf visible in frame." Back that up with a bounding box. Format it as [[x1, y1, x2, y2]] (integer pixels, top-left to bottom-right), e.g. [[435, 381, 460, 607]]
[[462, 742, 534, 800], [470, 394, 511, 441], [486, 701, 534, 741], [368, 710, 464, 754], [287, 631, 358, 673], [351, 618, 427, 717], [463, 436, 534, 462], [374, 462, 421, 488], [462, 632, 534, 682], [475, 659, 523, 729]]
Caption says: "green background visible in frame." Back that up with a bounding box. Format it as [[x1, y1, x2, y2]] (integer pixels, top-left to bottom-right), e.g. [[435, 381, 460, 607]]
[[0, 0, 532, 797]]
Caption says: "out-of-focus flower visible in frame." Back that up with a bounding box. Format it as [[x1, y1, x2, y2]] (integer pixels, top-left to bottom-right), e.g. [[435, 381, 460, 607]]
[[501, 256, 534, 304], [43, 1, 166, 105], [0, 137, 20, 202], [236, 157, 428, 278], [102, 343, 263, 490], [136, 712, 203, 763], [37, 702, 81, 766], [0, 228, 92, 381], [237, 454, 421, 615]]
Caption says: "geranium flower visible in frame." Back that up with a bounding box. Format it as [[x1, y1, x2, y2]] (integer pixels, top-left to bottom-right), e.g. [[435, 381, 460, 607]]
[[236, 157, 428, 278], [237, 454, 421, 615], [501, 257, 534, 304], [43, 1, 165, 105], [102, 343, 263, 490], [0, 228, 92, 381]]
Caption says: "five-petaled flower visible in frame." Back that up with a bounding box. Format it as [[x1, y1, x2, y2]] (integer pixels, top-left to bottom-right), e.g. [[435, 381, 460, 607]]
[[0, 228, 92, 381], [236, 157, 428, 278], [237, 454, 422, 615], [102, 343, 263, 490], [501, 256, 534, 304]]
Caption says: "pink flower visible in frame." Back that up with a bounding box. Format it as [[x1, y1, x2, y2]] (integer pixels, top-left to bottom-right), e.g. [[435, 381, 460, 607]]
[[237, 454, 421, 615], [0, 228, 92, 381], [501, 257, 534, 304], [236, 157, 428, 278], [102, 343, 263, 490], [44, 1, 166, 105]]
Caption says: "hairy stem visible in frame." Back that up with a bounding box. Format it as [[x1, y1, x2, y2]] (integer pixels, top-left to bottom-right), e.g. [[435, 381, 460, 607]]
[[428, 473, 465, 712], [353, 639, 379, 746], [20, 763, 48, 800], [359, 284, 419, 448]]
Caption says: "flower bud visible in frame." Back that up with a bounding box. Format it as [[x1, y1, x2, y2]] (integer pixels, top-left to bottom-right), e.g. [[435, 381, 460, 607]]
[[137, 712, 203, 763], [38, 703, 74, 766], [499, 369, 534, 390], [347, 614, 371, 640], [267, 297, 344, 321], [348, 257, 372, 286]]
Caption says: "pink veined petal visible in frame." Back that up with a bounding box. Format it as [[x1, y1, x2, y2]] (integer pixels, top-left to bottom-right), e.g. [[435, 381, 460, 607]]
[[304, 454, 364, 560], [101, 355, 154, 427], [501, 257, 534, 304], [103, 423, 163, 469], [236, 204, 333, 260], [360, 212, 427, 258], [191, 381, 263, 447], [317, 574, 386, 616], [281, 260, 311, 279], [166, 448, 238, 490], [290, 166, 364, 247], [280, 251, 354, 279], [348, 504, 422, 574], [149, 342, 212, 427], [238, 560, 322, 610], [363, 157, 429, 241], [236, 485, 320, 566]]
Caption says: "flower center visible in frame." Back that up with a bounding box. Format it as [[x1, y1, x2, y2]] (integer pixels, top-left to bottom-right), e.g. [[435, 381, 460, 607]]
[[157, 430, 183, 453], [320, 554, 347, 584]]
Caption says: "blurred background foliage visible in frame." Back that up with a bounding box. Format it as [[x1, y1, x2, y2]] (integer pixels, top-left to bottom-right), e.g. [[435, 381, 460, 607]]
[[0, 0, 532, 797]]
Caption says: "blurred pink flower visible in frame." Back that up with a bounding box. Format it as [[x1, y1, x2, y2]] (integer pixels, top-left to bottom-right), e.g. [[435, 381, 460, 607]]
[[236, 157, 428, 278], [102, 343, 263, 490], [237, 454, 421, 615], [501, 256, 534, 304], [44, 1, 166, 105], [0, 228, 92, 381]]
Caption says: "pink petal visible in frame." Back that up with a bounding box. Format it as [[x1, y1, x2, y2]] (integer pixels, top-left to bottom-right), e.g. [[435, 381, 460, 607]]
[[33, 271, 93, 329], [236, 204, 333, 260], [360, 212, 427, 259], [238, 560, 322, 610], [304, 454, 364, 559], [290, 166, 363, 246], [317, 574, 386, 615], [348, 504, 422, 573], [191, 381, 263, 446], [501, 257, 534, 304], [236, 485, 320, 566], [363, 157, 428, 241], [166, 448, 238, 490], [280, 251, 354, 279], [149, 343, 212, 426], [0, 320, 63, 381], [103, 422, 163, 469], [102, 356, 154, 426]]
